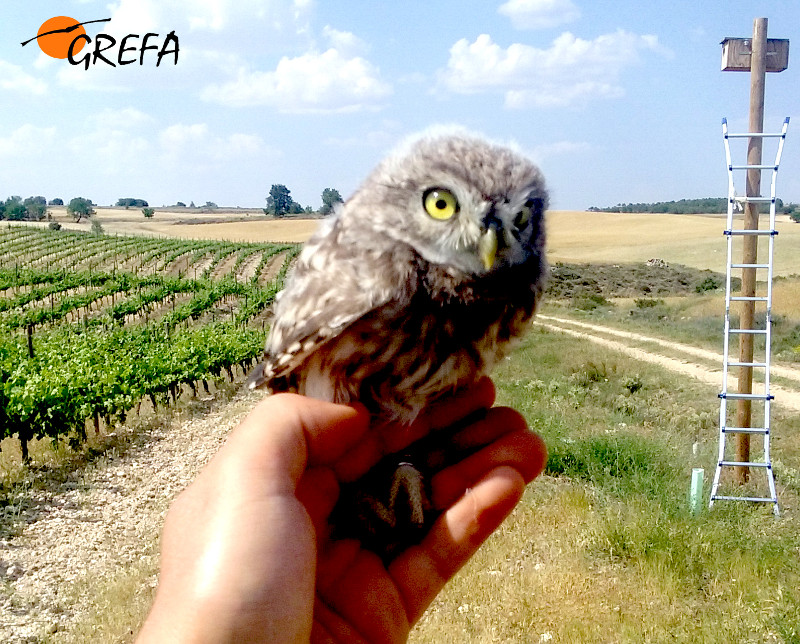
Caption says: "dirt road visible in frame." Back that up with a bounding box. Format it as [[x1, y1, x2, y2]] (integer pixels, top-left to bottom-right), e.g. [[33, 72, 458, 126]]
[[537, 314, 800, 413]]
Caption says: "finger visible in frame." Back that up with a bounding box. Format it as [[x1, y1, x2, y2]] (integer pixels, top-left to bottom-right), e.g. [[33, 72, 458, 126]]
[[389, 466, 526, 625], [333, 378, 496, 482], [449, 405, 528, 450], [391, 377, 497, 451], [226, 394, 370, 491], [315, 539, 361, 594], [431, 411, 547, 509], [295, 467, 339, 544]]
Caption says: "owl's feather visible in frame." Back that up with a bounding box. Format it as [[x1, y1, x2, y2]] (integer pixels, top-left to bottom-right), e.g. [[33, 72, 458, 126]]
[[246, 215, 408, 389], [247, 129, 547, 558], [249, 129, 547, 423]]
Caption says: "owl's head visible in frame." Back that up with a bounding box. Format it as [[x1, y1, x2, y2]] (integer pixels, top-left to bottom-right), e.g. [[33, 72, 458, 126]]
[[349, 128, 547, 277]]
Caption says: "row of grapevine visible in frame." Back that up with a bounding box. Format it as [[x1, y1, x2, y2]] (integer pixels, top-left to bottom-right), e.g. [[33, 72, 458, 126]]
[[0, 224, 286, 284], [0, 323, 265, 459], [0, 223, 302, 458]]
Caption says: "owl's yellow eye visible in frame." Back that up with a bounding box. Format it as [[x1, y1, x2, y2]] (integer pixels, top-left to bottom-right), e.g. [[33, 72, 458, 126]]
[[423, 188, 459, 220], [514, 205, 532, 229], [514, 198, 540, 229]]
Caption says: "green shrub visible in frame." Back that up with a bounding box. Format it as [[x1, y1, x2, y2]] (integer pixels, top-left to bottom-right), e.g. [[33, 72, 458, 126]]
[[622, 374, 644, 394], [570, 361, 610, 387], [696, 276, 721, 292], [634, 297, 665, 309], [571, 292, 611, 311]]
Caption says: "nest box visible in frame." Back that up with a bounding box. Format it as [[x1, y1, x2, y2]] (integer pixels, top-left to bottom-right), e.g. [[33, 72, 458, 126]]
[[721, 37, 789, 72]]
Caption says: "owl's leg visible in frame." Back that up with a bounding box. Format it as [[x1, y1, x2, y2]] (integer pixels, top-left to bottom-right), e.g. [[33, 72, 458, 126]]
[[358, 462, 428, 530], [388, 462, 428, 528]]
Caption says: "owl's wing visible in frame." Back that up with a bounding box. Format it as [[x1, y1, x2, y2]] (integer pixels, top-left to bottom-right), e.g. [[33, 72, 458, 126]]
[[246, 219, 413, 390]]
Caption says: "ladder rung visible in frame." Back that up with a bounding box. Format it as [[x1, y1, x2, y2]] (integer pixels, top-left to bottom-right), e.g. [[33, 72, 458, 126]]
[[711, 495, 777, 503], [730, 263, 770, 269], [718, 393, 774, 401], [729, 296, 769, 302], [729, 164, 779, 171], [728, 328, 767, 335], [724, 229, 778, 236], [722, 426, 769, 434], [719, 460, 772, 468], [727, 361, 767, 368], [725, 128, 787, 138], [731, 196, 774, 203]]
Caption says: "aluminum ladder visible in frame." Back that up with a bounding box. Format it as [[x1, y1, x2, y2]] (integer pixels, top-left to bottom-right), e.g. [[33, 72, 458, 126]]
[[709, 116, 789, 516]]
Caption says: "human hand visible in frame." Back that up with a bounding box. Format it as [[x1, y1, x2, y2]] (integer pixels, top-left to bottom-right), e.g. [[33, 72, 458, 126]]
[[137, 379, 547, 643]]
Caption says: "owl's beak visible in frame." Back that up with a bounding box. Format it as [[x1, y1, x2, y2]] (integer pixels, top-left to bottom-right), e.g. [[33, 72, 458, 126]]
[[479, 227, 498, 270]]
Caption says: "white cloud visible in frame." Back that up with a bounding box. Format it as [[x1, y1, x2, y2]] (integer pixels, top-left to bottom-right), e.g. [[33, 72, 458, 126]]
[[157, 123, 276, 166], [498, 0, 580, 30], [104, 0, 312, 39], [225, 133, 265, 155], [71, 130, 152, 172], [55, 63, 133, 93], [322, 26, 368, 56], [0, 60, 47, 95], [507, 81, 622, 108], [185, 0, 233, 31], [0, 124, 57, 157], [690, 26, 707, 43], [103, 0, 164, 38], [64, 109, 154, 176], [54, 110, 274, 184], [440, 30, 666, 108], [49, 1, 348, 99], [201, 48, 392, 112], [90, 107, 155, 130], [158, 123, 210, 149], [292, 0, 315, 35]]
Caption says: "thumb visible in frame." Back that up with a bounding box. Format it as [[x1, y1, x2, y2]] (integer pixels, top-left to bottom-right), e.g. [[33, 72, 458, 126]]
[[227, 393, 370, 492]]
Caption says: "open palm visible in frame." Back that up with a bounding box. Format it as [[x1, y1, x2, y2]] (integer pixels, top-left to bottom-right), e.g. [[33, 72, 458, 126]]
[[138, 379, 546, 643]]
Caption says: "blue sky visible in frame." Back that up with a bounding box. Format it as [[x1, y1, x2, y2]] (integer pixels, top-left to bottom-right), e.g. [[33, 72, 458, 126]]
[[1, 0, 798, 211]]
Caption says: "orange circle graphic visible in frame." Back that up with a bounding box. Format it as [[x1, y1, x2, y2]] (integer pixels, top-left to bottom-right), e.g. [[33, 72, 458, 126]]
[[37, 16, 87, 59]]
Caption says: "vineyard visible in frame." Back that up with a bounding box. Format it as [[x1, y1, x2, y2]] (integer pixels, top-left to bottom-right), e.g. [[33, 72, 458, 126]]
[[0, 223, 299, 459]]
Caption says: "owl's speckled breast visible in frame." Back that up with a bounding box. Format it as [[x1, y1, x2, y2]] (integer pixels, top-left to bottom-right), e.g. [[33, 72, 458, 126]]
[[271, 254, 545, 423]]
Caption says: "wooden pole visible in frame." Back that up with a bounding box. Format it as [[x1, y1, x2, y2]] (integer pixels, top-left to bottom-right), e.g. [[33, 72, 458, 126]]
[[26, 323, 34, 358], [735, 17, 768, 484]]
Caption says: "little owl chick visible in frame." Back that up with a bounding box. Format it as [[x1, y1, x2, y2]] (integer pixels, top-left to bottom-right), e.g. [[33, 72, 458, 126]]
[[247, 129, 547, 558]]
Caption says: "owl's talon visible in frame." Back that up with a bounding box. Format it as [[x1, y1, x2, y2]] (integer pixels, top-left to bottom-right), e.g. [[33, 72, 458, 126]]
[[389, 462, 427, 527]]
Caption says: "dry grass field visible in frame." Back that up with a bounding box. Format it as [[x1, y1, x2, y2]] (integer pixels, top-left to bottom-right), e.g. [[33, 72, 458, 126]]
[[546, 210, 800, 277], [142, 218, 320, 243], [47, 206, 321, 243], [649, 279, 800, 322], [45, 207, 800, 276]]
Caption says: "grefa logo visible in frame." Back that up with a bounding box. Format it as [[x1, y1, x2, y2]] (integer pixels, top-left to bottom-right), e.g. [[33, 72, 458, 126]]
[[21, 16, 179, 69]]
